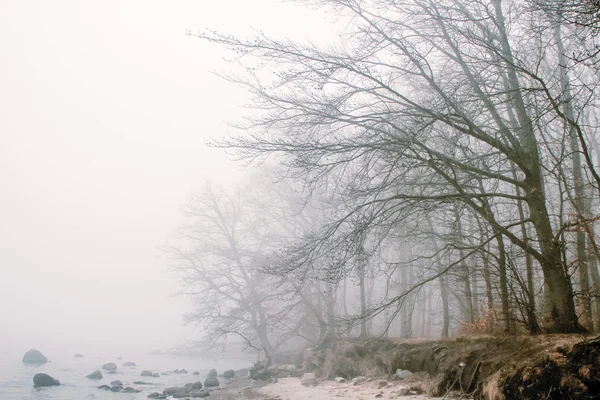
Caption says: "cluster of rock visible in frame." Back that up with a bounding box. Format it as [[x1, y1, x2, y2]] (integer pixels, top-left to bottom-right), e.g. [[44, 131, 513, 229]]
[[204, 369, 220, 387], [26, 351, 58, 389], [24, 348, 235, 397], [160, 381, 208, 398], [98, 380, 140, 393]]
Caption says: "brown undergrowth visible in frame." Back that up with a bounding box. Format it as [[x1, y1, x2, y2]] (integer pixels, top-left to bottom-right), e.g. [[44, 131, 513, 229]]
[[304, 334, 600, 399]]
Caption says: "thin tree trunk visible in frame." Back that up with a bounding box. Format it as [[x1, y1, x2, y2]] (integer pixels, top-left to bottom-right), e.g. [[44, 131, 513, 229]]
[[358, 263, 367, 338], [440, 272, 450, 337]]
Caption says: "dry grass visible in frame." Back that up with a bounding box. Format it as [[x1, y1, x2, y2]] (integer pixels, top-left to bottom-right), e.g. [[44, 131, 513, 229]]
[[308, 334, 600, 399]]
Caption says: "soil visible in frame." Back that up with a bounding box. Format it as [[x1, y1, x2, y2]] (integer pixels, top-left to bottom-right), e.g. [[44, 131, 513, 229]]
[[303, 334, 600, 399]]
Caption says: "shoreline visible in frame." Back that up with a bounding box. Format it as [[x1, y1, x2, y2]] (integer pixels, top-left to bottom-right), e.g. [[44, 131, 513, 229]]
[[215, 375, 433, 400]]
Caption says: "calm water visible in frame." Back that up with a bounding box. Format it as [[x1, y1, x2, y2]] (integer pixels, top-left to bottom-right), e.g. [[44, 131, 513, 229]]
[[1, 351, 253, 399]]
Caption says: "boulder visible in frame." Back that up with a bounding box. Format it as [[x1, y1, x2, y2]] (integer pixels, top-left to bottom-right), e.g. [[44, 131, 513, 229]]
[[152, 372, 160, 378], [377, 380, 388, 389], [208, 368, 218, 378], [189, 390, 210, 398], [102, 363, 117, 371], [192, 382, 203, 390], [122, 387, 140, 393], [173, 389, 191, 398], [335, 377, 346, 383], [163, 386, 180, 395], [23, 349, 48, 364], [395, 369, 413, 379], [193, 371, 200, 375], [98, 385, 111, 390], [86, 371, 103, 380], [123, 361, 136, 367], [352, 376, 368, 385], [222, 369, 235, 379], [33, 373, 60, 387], [110, 380, 123, 387], [148, 393, 167, 399], [180, 369, 188, 374], [204, 376, 220, 387], [141, 370, 153, 377], [301, 373, 317, 386], [74, 354, 84, 358]]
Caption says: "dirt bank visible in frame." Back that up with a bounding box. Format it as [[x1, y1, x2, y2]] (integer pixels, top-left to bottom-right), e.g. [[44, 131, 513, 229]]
[[303, 334, 600, 399]]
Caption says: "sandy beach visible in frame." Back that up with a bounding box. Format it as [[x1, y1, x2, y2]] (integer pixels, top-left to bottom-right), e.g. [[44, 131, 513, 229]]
[[258, 377, 432, 400]]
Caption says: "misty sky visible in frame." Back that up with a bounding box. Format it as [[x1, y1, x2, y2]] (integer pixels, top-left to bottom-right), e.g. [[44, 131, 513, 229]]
[[0, 1, 333, 356]]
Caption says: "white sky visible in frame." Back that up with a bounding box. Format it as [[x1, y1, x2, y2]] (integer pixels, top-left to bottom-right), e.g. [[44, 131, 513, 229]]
[[0, 0, 334, 356]]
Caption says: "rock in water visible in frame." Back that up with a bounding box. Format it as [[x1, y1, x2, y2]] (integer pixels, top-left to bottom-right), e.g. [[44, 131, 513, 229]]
[[98, 385, 111, 390], [102, 363, 117, 371], [23, 349, 48, 364], [223, 369, 235, 379], [208, 368, 218, 378], [163, 386, 179, 395], [152, 372, 160, 377], [193, 371, 200, 375], [123, 361, 136, 367], [204, 376, 220, 387], [141, 370, 153, 377], [33, 373, 60, 387], [301, 373, 317, 386], [86, 371, 103, 379], [74, 353, 84, 358], [110, 380, 123, 387]]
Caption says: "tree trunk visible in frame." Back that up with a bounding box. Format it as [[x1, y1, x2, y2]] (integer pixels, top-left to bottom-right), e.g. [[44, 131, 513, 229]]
[[358, 262, 367, 338], [440, 272, 450, 337], [494, 0, 581, 333]]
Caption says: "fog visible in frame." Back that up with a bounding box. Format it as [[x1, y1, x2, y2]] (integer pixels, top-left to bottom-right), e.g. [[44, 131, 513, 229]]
[[0, 1, 332, 356]]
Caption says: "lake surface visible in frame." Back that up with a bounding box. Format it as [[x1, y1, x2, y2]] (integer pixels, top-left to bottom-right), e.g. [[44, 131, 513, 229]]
[[1, 350, 253, 399]]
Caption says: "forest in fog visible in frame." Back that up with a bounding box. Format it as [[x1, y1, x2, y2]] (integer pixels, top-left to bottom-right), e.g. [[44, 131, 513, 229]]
[[164, 0, 600, 360]]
